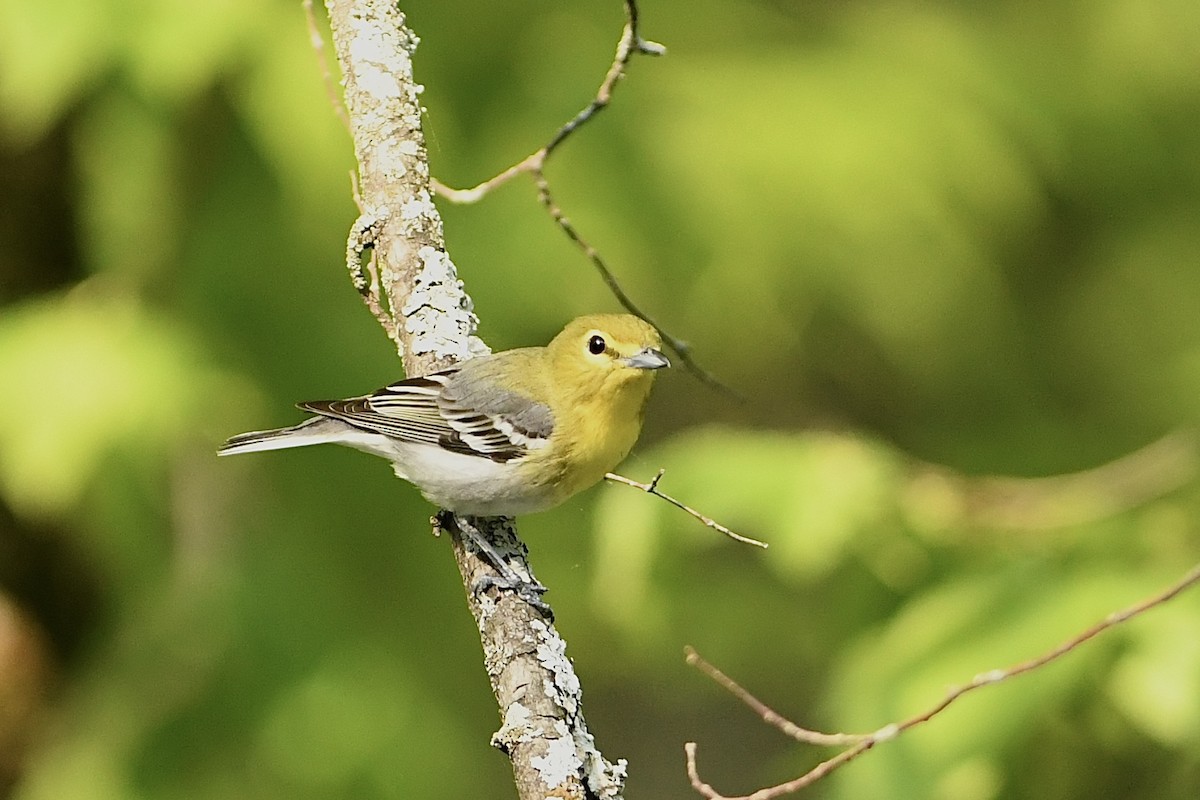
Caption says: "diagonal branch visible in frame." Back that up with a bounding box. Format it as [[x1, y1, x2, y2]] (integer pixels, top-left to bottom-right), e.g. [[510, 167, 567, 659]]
[[431, 1, 731, 395], [321, 2, 626, 798], [431, 0, 662, 204], [684, 647, 856, 746], [685, 560, 1200, 799], [605, 471, 768, 548], [532, 171, 736, 396]]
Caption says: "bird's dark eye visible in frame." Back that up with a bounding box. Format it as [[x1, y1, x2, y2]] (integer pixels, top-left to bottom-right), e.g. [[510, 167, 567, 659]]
[[587, 334, 607, 355]]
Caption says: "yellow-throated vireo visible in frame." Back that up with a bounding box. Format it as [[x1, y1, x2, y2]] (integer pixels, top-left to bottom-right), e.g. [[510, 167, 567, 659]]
[[219, 314, 669, 517]]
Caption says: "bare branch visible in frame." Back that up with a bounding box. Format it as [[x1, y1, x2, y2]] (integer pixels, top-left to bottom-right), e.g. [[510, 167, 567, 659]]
[[303, 0, 350, 134], [430, 0, 731, 394], [686, 738, 880, 800], [684, 648, 854, 745], [685, 560, 1200, 798], [344, 211, 398, 343], [322, 2, 625, 798], [533, 172, 737, 396], [541, 0, 664, 159], [324, 0, 476, 367], [431, 153, 542, 205], [433, 0, 662, 203], [605, 471, 768, 549]]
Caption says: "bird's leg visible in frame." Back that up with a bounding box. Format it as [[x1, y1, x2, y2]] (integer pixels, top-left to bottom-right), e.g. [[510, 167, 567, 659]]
[[439, 511, 551, 617]]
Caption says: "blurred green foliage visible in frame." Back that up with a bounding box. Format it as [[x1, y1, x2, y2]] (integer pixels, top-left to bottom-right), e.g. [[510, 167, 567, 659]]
[[1, 1, 1199, 798]]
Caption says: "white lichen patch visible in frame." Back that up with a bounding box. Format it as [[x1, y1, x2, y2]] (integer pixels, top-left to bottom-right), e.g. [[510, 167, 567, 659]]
[[399, 191, 437, 224], [584, 750, 629, 800], [347, 27, 410, 99], [531, 620, 581, 717], [503, 701, 532, 730], [346, 29, 394, 67], [491, 701, 535, 751], [400, 246, 478, 362], [529, 730, 582, 789], [358, 65, 403, 100], [376, 148, 408, 180]]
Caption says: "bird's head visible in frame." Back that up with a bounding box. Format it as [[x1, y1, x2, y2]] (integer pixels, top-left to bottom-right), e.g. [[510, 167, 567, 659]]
[[546, 313, 670, 404]]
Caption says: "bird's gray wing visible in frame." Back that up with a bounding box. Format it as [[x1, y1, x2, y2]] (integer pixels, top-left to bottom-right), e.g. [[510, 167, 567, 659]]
[[298, 374, 455, 448], [298, 360, 554, 463], [436, 355, 555, 461]]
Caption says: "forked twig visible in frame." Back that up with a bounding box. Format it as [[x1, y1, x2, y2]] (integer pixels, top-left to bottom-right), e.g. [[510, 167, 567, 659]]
[[432, 0, 663, 203], [685, 560, 1200, 799], [685, 647, 858, 746], [605, 470, 768, 548], [686, 739, 879, 800], [305, 0, 729, 388], [431, 1, 731, 394]]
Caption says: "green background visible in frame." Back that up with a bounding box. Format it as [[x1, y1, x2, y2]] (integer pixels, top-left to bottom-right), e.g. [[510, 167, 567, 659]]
[[2, 1, 1199, 798]]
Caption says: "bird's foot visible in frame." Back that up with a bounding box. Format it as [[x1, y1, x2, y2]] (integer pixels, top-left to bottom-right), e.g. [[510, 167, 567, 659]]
[[472, 572, 552, 619], [439, 511, 553, 619]]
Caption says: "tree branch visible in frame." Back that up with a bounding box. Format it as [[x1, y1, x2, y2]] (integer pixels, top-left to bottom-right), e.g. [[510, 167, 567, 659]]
[[430, 0, 663, 204], [605, 471, 768, 548], [684, 560, 1200, 798], [430, 0, 732, 396], [322, 2, 625, 797]]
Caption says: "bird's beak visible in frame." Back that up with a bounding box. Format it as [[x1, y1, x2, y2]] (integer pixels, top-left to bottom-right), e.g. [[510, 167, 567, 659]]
[[623, 347, 671, 370]]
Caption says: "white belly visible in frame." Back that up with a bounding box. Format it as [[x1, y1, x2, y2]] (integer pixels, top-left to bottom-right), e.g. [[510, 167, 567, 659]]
[[386, 441, 555, 516]]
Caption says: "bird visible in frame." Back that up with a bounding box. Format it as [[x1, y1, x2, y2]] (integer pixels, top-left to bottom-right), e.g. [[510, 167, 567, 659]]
[[219, 314, 669, 601]]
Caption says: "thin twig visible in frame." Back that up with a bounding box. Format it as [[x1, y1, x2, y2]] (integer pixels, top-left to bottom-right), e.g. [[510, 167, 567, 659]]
[[684, 647, 856, 745], [429, 1, 731, 394], [344, 212, 396, 343], [303, 0, 351, 133], [541, 0, 664, 158], [433, 0, 662, 203], [605, 471, 768, 548], [431, 153, 542, 205], [536, 173, 737, 396], [685, 560, 1200, 799], [687, 738, 880, 800]]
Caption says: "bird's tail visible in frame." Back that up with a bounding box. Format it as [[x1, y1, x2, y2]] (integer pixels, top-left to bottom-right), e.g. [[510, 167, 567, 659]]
[[217, 416, 347, 456]]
